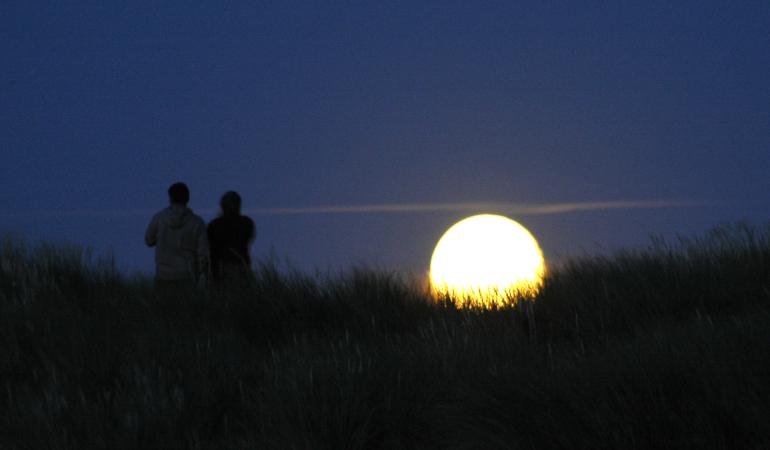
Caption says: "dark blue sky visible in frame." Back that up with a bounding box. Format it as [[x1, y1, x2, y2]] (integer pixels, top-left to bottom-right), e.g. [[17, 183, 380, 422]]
[[2, 1, 769, 276]]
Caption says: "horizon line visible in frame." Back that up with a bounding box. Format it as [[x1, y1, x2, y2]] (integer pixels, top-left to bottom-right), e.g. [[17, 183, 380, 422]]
[[0, 199, 707, 218]]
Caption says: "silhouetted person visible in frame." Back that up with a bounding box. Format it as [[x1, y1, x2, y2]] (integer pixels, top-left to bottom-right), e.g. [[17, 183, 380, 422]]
[[145, 182, 209, 293], [207, 191, 255, 288]]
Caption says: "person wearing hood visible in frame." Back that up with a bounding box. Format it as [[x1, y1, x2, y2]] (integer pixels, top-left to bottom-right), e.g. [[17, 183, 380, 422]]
[[145, 182, 209, 289]]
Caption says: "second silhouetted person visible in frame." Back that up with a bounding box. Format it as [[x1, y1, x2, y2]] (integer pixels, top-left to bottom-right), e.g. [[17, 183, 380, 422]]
[[207, 191, 256, 287]]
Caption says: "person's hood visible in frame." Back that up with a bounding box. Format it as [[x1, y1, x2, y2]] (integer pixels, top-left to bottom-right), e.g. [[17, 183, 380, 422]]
[[165, 206, 194, 230]]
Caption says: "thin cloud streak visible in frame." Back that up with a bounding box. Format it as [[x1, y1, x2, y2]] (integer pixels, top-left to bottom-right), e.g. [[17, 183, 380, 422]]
[[0, 200, 705, 219], [246, 200, 703, 216]]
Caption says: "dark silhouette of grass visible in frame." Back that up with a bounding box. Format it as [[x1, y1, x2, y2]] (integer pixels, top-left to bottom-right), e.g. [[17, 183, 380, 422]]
[[1, 223, 769, 449]]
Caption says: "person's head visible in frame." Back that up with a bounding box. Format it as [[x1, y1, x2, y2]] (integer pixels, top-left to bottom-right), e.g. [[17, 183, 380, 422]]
[[168, 182, 190, 206], [220, 191, 242, 215]]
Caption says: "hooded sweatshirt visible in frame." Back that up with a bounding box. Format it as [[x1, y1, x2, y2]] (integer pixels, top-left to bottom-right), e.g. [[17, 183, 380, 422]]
[[145, 205, 209, 281]]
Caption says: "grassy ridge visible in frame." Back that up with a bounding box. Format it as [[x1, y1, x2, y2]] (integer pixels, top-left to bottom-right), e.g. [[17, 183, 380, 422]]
[[1, 223, 769, 449]]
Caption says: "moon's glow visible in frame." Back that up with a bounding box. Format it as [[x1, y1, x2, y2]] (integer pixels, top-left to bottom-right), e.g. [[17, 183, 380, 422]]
[[429, 214, 545, 307]]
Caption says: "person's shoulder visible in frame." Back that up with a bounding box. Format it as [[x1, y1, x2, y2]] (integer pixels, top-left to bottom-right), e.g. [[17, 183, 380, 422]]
[[240, 215, 255, 231], [151, 207, 169, 220], [189, 210, 206, 227], [208, 216, 224, 228]]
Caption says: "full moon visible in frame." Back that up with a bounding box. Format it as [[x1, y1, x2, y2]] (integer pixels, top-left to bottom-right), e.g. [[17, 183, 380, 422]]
[[429, 214, 546, 307]]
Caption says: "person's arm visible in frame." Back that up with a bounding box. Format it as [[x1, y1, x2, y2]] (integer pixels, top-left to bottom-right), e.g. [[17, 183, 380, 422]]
[[206, 223, 216, 258], [145, 214, 159, 247], [247, 217, 256, 244], [196, 220, 210, 279]]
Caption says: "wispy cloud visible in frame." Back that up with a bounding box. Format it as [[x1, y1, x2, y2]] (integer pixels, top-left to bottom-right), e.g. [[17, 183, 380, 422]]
[[242, 200, 705, 216], [0, 199, 705, 219]]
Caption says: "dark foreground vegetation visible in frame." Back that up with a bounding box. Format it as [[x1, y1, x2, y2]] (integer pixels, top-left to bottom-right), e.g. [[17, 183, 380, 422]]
[[1, 223, 770, 449]]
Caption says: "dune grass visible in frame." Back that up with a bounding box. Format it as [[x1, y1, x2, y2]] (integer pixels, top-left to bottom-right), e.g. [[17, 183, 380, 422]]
[[1, 223, 769, 449]]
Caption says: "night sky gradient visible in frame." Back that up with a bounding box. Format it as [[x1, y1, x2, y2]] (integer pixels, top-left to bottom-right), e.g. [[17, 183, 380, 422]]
[[2, 1, 769, 276]]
